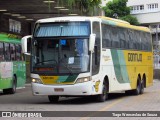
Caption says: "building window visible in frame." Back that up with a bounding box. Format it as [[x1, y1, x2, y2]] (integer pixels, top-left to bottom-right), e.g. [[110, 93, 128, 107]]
[[9, 19, 21, 33], [131, 5, 144, 14], [147, 3, 158, 11]]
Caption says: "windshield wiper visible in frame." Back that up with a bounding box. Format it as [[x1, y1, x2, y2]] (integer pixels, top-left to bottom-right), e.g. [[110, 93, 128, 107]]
[[59, 60, 73, 76], [36, 59, 57, 64]]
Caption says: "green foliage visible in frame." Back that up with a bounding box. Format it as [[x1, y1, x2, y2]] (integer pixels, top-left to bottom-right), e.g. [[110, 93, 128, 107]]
[[103, 0, 130, 17], [57, 0, 101, 15], [103, 0, 139, 25], [81, 0, 101, 15], [120, 15, 139, 25]]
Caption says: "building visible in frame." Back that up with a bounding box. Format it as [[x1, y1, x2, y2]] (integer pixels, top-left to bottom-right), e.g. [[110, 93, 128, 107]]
[[127, 0, 160, 69], [127, 0, 160, 49]]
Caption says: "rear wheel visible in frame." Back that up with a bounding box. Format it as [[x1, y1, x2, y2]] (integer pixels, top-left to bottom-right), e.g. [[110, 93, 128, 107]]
[[3, 76, 17, 94], [140, 79, 144, 94], [96, 81, 108, 102], [48, 96, 59, 103], [132, 78, 141, 95]]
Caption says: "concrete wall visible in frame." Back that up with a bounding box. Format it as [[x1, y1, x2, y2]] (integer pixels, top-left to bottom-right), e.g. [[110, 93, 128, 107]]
[[133, 12, 160, 24]]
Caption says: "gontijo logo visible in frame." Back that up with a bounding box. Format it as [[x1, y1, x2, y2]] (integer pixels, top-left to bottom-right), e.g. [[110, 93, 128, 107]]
[[128, 53, 142, 62]]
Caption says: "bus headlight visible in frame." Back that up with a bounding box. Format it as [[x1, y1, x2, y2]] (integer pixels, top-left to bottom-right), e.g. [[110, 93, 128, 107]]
[[76, 77, 91, 83], [32, 78, 42, 84]]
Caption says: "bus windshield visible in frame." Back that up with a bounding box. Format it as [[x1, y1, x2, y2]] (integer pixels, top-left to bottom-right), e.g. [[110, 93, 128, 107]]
[[34, 22, 90, 37], [32, 21, 90, 74], [32, 38, 90, 74]]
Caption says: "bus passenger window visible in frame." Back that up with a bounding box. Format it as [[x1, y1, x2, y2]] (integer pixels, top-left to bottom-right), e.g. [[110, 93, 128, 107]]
[[135, 31, 141, 50], [0, 43, 4, 61], [119, 29, 126, 48], [16, 45, 21, 61], [4, 43, 10, 61], [102, 24, 111, 48], [146, 33, 152, 51], [111, 27, 120, 48], [128, 30, 134, 49], [10, 44, 16, 61], [124, 31, 129, 49], [141, 32, 146, 51]]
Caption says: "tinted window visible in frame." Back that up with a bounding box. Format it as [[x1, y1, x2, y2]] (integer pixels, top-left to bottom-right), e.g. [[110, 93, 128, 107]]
[[134, 31, 141, 50], [102, 24, 112, 48], [141, 32, 146, 50], [101, 23, 152, 51], [34, 22, 90, 37], [128, 30, 135, 49], [10, 44, 16, 61], [92, 22, 100, 75], [0, 43, 4, 61], [16, 45, 22, 61], [119, 28, 126, 48], [111, 27, 120, 48], [4, 43, 10, 61], [144, 33, 152, 51]]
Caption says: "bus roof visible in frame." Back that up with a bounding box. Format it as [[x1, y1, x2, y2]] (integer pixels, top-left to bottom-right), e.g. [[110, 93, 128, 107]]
[[99, 16, 150, 32], [37, 16, 150, 33], [0, 33, 21, 44]]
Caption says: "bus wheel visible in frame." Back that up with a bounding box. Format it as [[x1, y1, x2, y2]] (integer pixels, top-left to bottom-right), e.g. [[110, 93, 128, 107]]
[[132, 78, 141, 95], [3, 76, 17, 94], [48, 96, 59, 103], [140, 79, 144, 94], [97, 81, 108, 102]]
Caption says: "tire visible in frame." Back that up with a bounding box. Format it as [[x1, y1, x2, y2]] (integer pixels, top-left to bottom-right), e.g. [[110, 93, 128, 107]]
[[140, 79, 144, 94], [132, 78, 141, 95], [48, 96, 59, 103], [3, 76, 17, 94], [125, 90, 132, 95], [96, 81, 108, 102]]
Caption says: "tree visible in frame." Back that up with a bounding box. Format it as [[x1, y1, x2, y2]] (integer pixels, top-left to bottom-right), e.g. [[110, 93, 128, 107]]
[[121, 15, 139, 25], [55, 0, 101, 15], [103, 0, 139, 25]]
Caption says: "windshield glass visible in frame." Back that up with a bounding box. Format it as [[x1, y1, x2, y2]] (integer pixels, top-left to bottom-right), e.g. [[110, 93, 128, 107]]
[[34, 22, 90, 37], [32, 38, 90, 74]]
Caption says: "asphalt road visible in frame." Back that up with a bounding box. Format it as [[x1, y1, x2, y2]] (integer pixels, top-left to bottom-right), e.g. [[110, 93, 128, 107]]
[[0, 80, 160, 120]]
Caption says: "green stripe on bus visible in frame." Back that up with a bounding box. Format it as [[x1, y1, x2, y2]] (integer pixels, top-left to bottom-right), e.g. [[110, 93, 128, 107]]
[[0, 33, 21, 44], [56, 75, 78, 83], [111, 49, 130, 83]]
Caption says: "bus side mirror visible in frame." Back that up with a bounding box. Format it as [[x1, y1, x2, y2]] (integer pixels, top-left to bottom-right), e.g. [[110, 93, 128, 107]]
[[89, 34, 96, 52], [21, 35, 32, 55]]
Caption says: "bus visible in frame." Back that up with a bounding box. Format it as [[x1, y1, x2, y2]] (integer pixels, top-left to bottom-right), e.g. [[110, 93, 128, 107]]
[[21, 16, 153, 102], [0, 33, 26, 94]]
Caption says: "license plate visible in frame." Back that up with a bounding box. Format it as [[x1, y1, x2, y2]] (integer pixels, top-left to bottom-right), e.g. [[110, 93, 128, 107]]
[[54, 88, 64, 92]]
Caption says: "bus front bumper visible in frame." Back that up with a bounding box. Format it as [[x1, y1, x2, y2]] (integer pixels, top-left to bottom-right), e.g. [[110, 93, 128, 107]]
[[31, 82, 94, 96]]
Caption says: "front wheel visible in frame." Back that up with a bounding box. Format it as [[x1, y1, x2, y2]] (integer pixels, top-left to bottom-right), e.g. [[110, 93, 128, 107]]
[[96, 81, 108, 102], [48, 96, 59, 103]]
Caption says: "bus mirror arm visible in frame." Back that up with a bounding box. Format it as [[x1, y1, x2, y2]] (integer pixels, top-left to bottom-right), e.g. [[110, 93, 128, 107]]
[[89, 34, 96, 52], [21, 35, 32, 55]]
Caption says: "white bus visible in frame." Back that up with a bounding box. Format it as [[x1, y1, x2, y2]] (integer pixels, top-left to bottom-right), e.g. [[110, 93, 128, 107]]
[[22, 16, 153, 102]]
